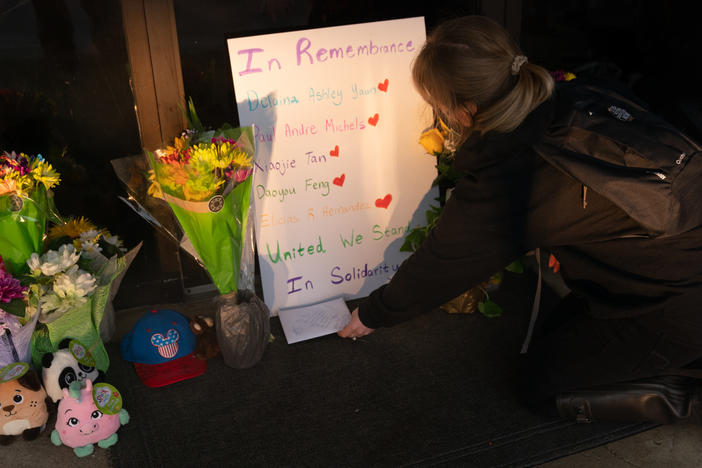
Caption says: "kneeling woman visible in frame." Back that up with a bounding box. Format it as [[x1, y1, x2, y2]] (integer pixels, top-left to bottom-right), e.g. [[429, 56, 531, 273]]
[[339, 15, 702, 423]]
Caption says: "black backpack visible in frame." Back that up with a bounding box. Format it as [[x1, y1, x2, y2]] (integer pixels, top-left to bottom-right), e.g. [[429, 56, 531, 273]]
[[533, 82, 702, 238]]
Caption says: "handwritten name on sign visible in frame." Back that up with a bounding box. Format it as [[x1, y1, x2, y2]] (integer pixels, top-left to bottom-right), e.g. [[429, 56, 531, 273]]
[[228, 17, 438, 314]]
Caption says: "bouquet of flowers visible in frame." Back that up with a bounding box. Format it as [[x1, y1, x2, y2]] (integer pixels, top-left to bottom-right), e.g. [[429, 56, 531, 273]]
[[21, 218, 141, 371], [143, 100, 255, 295], [0, 151, 61, 275], [22, 244, 104, 371], [44, 217, 142, 342]]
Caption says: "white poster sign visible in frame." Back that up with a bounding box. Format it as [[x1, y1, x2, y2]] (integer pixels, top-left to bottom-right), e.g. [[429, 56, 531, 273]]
[[228, 17, 438, 313]]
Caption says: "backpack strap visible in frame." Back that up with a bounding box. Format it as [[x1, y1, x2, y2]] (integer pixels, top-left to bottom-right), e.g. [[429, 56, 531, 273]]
[[521, 248, 542, 354]]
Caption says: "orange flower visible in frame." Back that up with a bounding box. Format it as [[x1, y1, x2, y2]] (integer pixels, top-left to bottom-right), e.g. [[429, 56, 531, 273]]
[[0, 178, 18, 196]]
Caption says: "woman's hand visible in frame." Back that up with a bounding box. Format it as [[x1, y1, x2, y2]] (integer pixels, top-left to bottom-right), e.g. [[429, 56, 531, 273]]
[[338, 308, 375, 340]]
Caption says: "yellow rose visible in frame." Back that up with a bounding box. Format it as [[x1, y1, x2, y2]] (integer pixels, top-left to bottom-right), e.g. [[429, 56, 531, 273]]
[[564, 72, 576, 81], [419, 128, 445, 154]]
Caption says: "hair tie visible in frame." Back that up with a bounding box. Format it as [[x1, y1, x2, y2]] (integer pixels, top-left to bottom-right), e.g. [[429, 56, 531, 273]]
[[511, 55, 528, 75]]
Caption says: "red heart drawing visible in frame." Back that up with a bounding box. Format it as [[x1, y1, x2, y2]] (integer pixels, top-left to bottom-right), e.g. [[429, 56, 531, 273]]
[[375, 194, 392, 209], [368, 113, 380, 126], [378, 79, 389, 92], [329, 145, 339, 157], [333, 174, 346, 187]]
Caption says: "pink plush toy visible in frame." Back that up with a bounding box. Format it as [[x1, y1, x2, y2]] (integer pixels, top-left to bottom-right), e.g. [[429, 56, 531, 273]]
[[51, 379, 129, 457]]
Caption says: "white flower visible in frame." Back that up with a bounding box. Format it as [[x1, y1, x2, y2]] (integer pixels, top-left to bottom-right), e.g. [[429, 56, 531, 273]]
[[56, 244, 81, 271], [78, 229, 101, 244], [54, 265, 97, 298], [80, 239, 102, 259], [37, 265, 97, 321], [32, 244, 80, 276], [26, 253, 42, 275], [102, 232, 125, 250]]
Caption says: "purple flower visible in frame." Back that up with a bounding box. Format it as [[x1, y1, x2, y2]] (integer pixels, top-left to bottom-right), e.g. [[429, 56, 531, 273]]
[[0, 276, 26, 303], [0, 151, 32, 176], [211, 136, 239, 147], [0, 255, 8, 278], [550, 70, 566, 82]]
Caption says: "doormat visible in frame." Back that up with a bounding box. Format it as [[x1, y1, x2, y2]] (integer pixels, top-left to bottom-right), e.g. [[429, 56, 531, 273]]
[[107, 273, 655, 467]]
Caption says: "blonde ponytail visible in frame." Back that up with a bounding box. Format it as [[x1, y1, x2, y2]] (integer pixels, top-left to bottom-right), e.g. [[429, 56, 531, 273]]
[[412, 16, 554, 138]]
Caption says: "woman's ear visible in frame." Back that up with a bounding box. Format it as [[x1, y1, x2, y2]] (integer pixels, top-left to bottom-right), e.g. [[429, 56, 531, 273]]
[[456, 102, 477, 128]]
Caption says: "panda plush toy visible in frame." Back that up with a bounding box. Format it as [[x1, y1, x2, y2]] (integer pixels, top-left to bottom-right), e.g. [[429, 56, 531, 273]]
[[41, 339, 103, 402]]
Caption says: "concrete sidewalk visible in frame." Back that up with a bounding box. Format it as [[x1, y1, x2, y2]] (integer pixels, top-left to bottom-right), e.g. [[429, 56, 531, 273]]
[[543, 423, 702, 467]]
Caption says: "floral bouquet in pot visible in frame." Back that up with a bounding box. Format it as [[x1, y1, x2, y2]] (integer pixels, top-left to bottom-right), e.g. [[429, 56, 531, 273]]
[[0, 151, 61, 276], [145, 99, 255, 295]]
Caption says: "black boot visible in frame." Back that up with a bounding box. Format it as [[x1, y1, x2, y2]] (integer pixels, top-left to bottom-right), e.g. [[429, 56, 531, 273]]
[[556, 375, 699, 424]]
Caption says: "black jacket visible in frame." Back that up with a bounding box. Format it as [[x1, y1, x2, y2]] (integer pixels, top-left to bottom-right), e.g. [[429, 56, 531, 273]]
[[359, 85, 702, 344]]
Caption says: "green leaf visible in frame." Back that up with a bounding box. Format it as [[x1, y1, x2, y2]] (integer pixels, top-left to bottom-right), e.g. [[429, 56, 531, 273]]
[[399, 240, 413, 253], [478, 300, 503, 318], [1, 298, 27, 317], [186, 96, 205, 132], [400, 229, 428, 252], [191, 129, 216, 145], [505, 259, 524, 274], [425, 205, 442, 226]]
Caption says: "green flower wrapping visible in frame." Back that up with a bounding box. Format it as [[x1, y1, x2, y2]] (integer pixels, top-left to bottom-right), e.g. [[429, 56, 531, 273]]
[[29, 251, 130, 371], [148, 125, 255, 295], [0, 185, 53, 275]]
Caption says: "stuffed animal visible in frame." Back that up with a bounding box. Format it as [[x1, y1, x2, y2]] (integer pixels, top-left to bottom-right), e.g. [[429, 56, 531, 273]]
[[42, 338, 103, 402], [0, 368, 51, 445], [51, 379, 129, 457], [189, 315, 219, 360]]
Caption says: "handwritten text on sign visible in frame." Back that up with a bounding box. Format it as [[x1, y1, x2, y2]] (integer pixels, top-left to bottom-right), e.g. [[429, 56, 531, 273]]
[[228, 18, 438, 313]]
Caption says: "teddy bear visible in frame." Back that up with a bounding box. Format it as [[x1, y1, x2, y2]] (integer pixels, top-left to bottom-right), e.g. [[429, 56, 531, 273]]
[[189, 315, 219, 360]]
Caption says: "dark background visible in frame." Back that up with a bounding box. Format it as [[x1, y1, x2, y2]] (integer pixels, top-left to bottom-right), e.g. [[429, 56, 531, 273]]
[[1, 0, 700, 308]]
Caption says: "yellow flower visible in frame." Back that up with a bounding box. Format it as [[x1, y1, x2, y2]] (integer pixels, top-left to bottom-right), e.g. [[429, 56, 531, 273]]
[[564, 72, 576, 81], [438, 118, 451, 137], [230, 149, 252, 169], [190, 144, 221, 168], [31, 159, 61, 190], [2, 173, 31, 198], [164, 134, 189, 155], [174, 134, 189, 150], [146, 170, 164, 199], [47, 217, 97, 241], [419, 128, 445, 155]]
